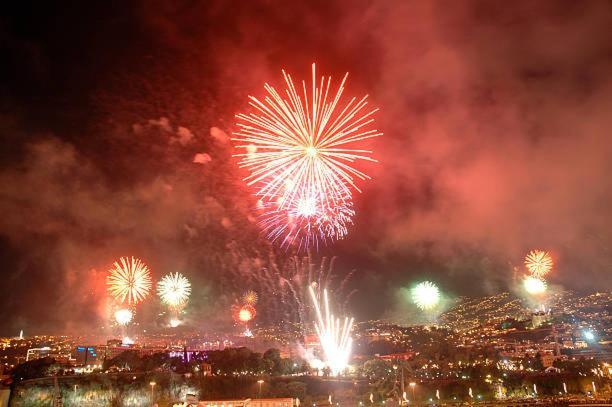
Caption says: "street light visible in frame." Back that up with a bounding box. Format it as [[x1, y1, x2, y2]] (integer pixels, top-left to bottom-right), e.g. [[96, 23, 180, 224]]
[[257, 379, 264, 398], [149, 381, 156, 401]]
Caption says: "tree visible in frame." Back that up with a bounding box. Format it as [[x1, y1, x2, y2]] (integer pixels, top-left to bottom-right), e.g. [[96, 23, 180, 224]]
[[286, 381, 307, 399], [263, 349, 282, 375], [11, 357, 56, 382]]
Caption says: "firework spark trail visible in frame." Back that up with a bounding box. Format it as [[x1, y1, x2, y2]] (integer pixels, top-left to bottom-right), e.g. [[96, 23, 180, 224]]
[[309, 285, 353, 375], [234, 64, 380, 248], [107, 257, 152, 305], [222, 249, 355, 329], [259, 194, 355, 250], [524, 250, 553, 278]]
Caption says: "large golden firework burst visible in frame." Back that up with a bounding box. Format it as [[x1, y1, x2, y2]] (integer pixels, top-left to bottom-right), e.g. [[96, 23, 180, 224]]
[[524, 250, 553, 278], [242, 290, 258, 305], [107, 257, 152, 305], [233, 64, 380, 248]]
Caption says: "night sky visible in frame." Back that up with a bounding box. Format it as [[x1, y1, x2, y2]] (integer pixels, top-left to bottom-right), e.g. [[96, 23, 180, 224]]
[[1, 1, 612, 335]]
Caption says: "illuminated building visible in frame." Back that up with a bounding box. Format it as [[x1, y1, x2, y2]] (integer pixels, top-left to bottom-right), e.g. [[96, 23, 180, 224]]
[[73, 346, 104, 366], [26, 347, 51, 361]]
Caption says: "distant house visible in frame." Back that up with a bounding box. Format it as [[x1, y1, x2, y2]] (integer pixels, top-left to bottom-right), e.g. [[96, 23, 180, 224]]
[[199, 362, 212, 376]]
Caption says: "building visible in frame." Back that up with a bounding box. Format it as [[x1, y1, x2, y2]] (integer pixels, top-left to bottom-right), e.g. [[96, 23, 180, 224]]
[[303, 334, 320, 351], [106, 344, 173, 360], [106, 343, 138, 359], [73, 346, 105, 366], [531, 311, 551, 328], [539, 353, 562, 368], [564, 346, 612, 362], [196, 399, 296, 407], [26, 347, 51, 361]]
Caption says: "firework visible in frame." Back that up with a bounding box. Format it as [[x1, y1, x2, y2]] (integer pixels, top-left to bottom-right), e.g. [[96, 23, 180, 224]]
[[222, 253, 355, 328], [411, 281, 441, 310], [157, 272, 191, 309], [524, 250, 553, 278], [242, 290, 258, 305], [107, 257, 152, 305], [233, 304, 256, 323], [234, 64, 380, 247], [114, 308, 133, 326], [309, 286, 353, 375], [259, 192, 355, 249], [523, 276, 547, 294], [121, 336, 134, 345]]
